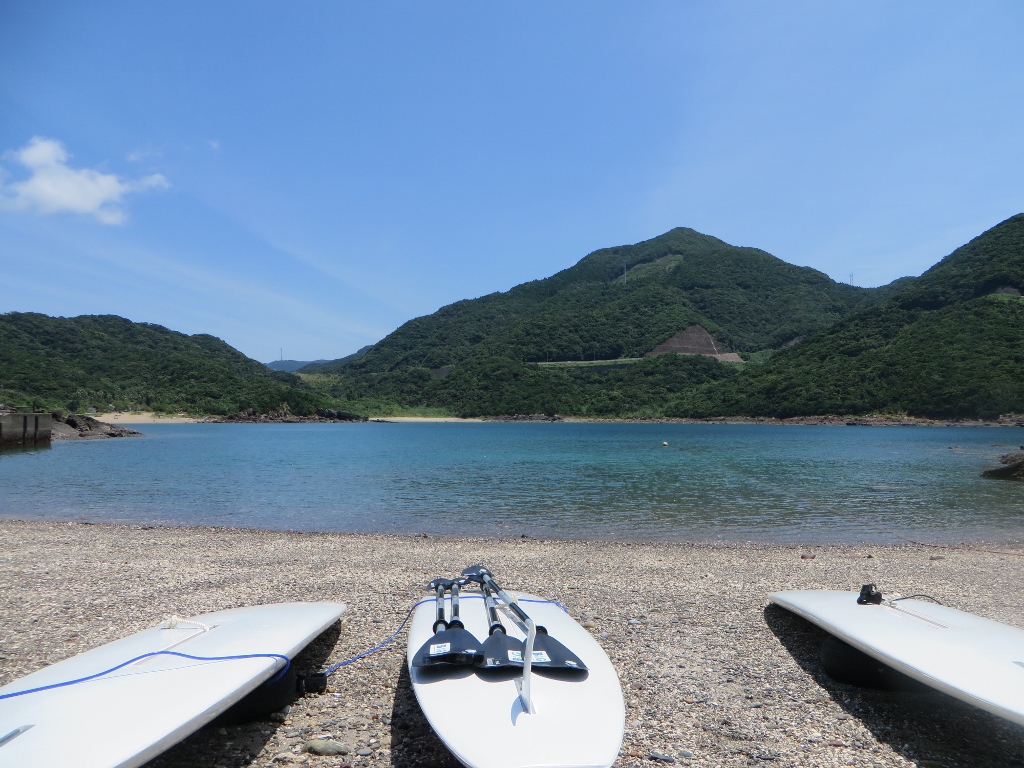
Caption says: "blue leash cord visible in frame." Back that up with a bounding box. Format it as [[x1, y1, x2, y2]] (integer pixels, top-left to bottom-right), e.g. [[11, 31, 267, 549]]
[[0, 651, 291, 702], [0, 596, 569, 700], [321, 600, 423, 675]]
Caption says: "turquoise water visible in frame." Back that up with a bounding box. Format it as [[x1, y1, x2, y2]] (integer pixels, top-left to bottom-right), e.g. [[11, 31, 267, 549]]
[[1, 423, 1022, 543]]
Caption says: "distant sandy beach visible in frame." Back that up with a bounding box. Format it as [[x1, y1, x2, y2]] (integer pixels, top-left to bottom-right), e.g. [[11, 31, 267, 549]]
[[371, 416, 483, 423], [94, 411, 199, 424], [3, 520, 1023, 767]]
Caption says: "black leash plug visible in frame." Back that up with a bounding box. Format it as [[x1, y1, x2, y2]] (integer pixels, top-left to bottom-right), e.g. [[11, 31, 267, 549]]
[[857, 584, 883, 605], [298, 672, 329, 694]]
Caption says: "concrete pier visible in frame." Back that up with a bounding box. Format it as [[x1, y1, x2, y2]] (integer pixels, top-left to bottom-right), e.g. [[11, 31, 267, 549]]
[[0, 413, 52, 448]]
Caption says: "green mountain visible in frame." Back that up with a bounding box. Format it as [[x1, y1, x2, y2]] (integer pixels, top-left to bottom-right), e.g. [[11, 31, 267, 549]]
[[300, 227, 920, 417], [309, 228, 895, 375], [9, 217, 1018, 420], [318, 351, 741, 418], [0, 313, 322, 415], [668, 214, 1024, 419]]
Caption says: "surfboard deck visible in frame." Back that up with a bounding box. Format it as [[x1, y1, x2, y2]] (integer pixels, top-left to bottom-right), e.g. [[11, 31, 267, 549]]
[[407, 590, 624, 768], [0, 601, 345, 768], [770, 589, 1024, 726]]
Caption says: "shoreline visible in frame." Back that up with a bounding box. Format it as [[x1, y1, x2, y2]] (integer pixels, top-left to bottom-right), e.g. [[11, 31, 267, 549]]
[[92, 411, 1024, 427], [531, 414, 1024, 427], [370, 416, 484, 423], [4, 520, 1024, 767], [4, 515, 1022, 551]]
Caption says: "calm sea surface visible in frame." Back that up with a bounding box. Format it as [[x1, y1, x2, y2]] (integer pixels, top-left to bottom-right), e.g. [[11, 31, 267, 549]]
[[1, 422, 1022, 544]]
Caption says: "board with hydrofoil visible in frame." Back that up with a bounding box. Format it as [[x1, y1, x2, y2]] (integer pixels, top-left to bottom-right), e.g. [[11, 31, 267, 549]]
[[770, 587, 1024, 726], [0, 601, 345, 768]]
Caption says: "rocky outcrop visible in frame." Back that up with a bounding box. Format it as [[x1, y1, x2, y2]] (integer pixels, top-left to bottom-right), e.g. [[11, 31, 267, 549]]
[[485, 414, 564, 422], [52, 414, 143, 440], [315, 409, 368, 422], [210, 408, 368, 423], [981, 450, 1024, 480]]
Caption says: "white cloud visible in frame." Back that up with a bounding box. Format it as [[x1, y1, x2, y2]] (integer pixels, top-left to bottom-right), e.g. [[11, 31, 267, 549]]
[[1, 137, 169, 225], [126, 146, 160, 162]]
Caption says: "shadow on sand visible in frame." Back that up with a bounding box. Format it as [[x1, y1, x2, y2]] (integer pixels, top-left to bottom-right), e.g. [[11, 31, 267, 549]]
[[144, 621, 342, 768], [390, 663, 462, 768], [765, 604, 1024, 767]]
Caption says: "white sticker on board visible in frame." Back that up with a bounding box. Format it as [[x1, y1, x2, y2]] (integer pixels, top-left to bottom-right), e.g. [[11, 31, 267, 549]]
[[506, 649, 553, 663], [429, 643, 451, 655]]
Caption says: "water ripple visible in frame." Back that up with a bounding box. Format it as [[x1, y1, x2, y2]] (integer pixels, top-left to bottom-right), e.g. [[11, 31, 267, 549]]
[[1, 422, 1022, 544]]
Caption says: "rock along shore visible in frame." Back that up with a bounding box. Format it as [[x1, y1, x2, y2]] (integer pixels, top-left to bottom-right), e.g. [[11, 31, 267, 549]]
[[50, 413, 143, 441], [3, 520, 1024, 767]]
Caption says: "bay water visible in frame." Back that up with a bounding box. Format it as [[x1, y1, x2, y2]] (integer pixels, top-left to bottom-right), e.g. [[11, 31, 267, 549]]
[[1, 422, 1022, 544]]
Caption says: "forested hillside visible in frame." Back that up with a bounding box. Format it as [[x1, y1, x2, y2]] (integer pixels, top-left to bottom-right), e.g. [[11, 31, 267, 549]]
[[667, 214, 1024, 419], [0, 313, 322, 415], [308, 227, 896, 374], [315, 353, 739, 418], [302, 226, 909, 415], [7, 217, 1021, 420], [306, 216, 1024, 419]]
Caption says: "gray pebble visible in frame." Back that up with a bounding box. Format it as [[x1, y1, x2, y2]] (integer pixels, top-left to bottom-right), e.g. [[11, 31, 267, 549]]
[[7, 520, 1024, 768], [304, 739, 350, 756], [356, 747, 373, 756], [649, 752, 676, 763]]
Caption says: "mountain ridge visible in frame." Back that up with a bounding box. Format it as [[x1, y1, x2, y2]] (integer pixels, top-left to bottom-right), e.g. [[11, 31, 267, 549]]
[[306, 215, 1024, 419], [307, 227, 901, 376], [0, 313, 322, 415], [667, 214, 1024, 419], [4, 216, 1021, 420]]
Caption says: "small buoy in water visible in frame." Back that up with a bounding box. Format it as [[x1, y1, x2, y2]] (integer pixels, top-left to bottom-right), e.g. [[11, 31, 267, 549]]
[[662, 441, 669, 447]]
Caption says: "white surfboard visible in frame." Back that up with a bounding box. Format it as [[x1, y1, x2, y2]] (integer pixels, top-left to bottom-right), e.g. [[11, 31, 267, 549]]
[[0, 602, 345, 768], [407, 590, 624, 768], [770, 589, 1024, 726]]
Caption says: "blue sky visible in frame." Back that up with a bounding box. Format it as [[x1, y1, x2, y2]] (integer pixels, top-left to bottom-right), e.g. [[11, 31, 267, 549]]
[[2, 2, 1023, 362]]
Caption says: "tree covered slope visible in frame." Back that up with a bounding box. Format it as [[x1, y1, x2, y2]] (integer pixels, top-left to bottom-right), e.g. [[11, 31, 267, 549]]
[[310, 227, 894, 375], [0, 313, 322, 415], [8, 216, 1021, 420], [670, 214, 1024, 419]]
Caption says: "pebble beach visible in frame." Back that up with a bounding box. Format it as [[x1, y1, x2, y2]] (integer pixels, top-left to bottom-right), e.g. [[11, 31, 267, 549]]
[[3, 520, 1024, 768]]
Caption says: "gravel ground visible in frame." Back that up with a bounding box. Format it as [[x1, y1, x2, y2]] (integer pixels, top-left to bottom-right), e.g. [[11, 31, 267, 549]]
[[3, 520, 1024, 768]]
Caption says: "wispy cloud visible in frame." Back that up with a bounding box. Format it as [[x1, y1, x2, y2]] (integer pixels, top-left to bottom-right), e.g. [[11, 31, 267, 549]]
[[126, 146, 161, 162], [206, 139, 220, 151], [0, 137, 169, 225]]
